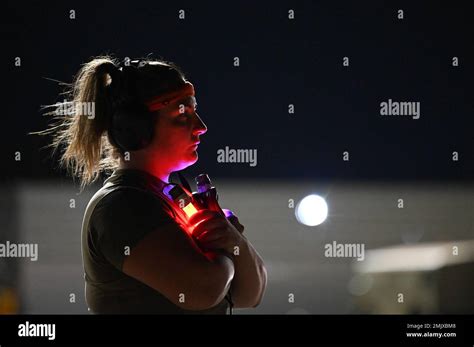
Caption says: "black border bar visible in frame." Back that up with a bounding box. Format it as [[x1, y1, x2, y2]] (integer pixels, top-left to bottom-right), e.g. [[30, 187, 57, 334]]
[[0, 314, 473, 345]]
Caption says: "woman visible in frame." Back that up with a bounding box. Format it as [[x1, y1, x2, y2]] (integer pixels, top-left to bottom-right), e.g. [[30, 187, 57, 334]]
[[41, 56, 267, 314]]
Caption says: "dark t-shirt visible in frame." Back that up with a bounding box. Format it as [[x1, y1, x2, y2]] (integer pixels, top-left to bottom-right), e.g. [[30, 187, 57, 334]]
[[81, 169, 229, 314]]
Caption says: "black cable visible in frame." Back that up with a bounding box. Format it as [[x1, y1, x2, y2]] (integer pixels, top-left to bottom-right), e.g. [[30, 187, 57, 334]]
[[177, 171, 193, 193], [225, 291, 234, 315]]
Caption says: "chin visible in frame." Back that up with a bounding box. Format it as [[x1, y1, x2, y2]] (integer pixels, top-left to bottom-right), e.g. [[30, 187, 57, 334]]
[[176, 153, 198, 171], [187, 153, 199, 166]]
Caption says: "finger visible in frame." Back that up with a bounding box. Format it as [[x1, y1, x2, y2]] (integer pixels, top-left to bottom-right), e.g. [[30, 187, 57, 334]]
[[188, 209, 222, 225], [192, 215, 229, 237], [193, 230, 211, 243], [191, 219, 228, 237], [196, 235, 228, 250], [196, 228, 226, 243], [199, 237, 234, 252]]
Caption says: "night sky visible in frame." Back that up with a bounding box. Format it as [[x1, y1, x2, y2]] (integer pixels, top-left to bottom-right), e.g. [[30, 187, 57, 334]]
[[3, 0, 473, 182]]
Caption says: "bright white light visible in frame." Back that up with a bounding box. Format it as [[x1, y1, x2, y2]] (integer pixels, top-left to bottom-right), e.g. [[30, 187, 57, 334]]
[[295, 194, 328, 226]]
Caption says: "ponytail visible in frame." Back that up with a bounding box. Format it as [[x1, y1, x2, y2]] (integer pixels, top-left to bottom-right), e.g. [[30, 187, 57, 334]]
[[35, 56, 122, 188]]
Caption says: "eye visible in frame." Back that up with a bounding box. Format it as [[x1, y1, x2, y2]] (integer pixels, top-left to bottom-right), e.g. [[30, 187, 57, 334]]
[[175, 104, 196, 118], [184, 106, 197, 115]]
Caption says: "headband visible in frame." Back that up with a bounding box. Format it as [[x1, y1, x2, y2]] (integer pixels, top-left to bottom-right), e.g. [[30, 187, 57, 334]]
[[145, 81, 195, 112]]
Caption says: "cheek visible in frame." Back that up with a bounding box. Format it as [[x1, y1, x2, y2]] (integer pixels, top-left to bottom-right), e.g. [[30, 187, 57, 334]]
[[153, 117, 189, 148]]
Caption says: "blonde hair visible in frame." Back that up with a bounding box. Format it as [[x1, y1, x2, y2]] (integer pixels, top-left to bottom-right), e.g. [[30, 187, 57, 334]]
[[33, 55, 186, 189]]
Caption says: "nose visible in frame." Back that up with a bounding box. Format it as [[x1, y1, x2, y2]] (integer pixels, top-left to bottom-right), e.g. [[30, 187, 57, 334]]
[[192, 112, 207, 136]]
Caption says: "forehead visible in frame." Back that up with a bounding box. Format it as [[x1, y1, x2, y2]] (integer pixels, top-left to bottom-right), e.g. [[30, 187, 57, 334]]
[[159, 95, 197, 114], [175, 95, 197, 107]]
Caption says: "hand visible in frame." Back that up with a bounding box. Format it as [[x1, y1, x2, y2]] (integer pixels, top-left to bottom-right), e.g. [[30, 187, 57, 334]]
[[188, 210, 244, 255]]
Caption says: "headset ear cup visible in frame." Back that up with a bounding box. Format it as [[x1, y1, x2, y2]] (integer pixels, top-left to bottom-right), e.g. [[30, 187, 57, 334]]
[[110, 102, 154, 152]]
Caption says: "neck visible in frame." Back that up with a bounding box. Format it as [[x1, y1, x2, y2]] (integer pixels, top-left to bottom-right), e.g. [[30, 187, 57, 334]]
[[118, 152, 171, 183]]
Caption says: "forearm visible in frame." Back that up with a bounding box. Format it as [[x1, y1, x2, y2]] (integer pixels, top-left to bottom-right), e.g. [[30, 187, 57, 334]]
[[202, 251, 235, 305], [230, 235, 267, 308]]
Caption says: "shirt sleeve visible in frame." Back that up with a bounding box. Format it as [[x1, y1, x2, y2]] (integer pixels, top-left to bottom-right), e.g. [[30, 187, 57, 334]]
[[90, 188, 177, 270]]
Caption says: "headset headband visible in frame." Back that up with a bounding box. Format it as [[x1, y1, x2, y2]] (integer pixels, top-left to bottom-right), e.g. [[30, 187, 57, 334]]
[[145, 81, 195, 112]]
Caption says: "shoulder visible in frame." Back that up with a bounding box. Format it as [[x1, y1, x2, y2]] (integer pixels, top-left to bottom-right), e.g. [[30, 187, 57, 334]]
[[91, 187, 175, 230], [98, 187, 171, 213], [87, 187, 177, 269]]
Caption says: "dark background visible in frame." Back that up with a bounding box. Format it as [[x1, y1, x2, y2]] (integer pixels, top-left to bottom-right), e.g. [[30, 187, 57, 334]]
[[2, 0, 473, 182], [1, 0, 474, 316]]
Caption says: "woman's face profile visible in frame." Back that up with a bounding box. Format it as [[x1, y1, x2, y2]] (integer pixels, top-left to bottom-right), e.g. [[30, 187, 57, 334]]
[[150, 94, 207, 171]]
